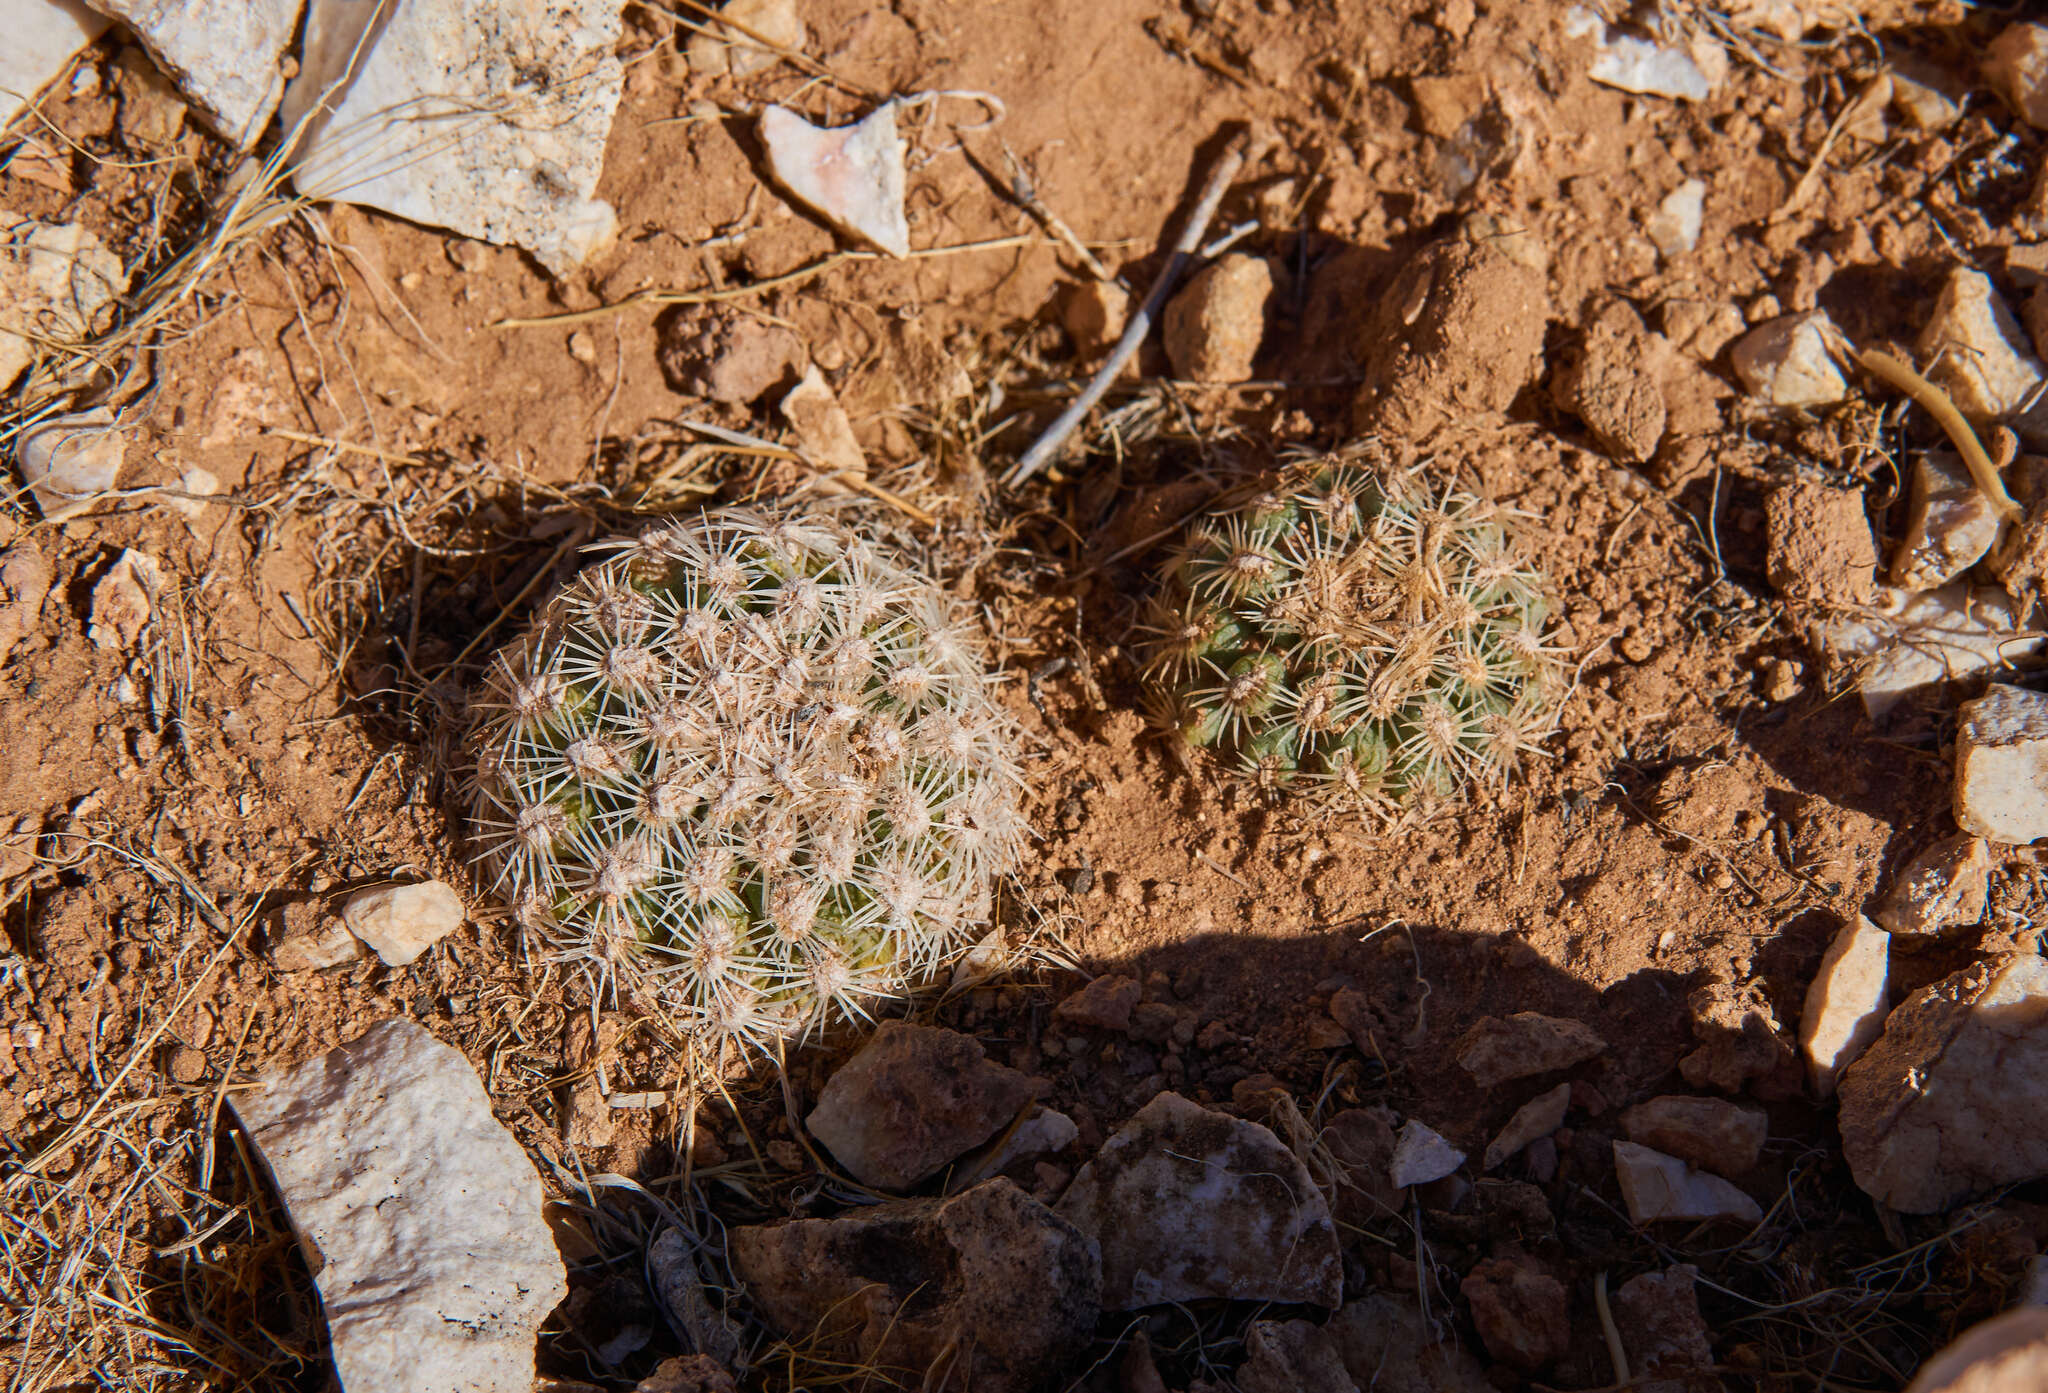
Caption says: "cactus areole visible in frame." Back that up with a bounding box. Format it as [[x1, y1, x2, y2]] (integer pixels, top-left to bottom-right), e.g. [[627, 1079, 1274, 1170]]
[[468, 507, 1024, 1051], [1142, 448, 1566, 814]]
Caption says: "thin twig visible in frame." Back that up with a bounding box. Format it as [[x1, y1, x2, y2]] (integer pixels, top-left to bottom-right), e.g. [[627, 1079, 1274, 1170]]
[[1003, 132, 1248, 487]]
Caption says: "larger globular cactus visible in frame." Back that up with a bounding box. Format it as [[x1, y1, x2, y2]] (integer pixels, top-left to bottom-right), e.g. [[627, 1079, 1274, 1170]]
[[1141, 448, 1566, 814], [467, 506, 1025, 1052]]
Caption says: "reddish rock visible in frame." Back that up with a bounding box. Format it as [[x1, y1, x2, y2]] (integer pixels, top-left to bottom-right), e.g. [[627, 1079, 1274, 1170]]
[[1236, 1318, 1359, 1393], [1613, 1265, 1716, 1387], [1053, 975, 1141, 1033], [1764, 479, 1876, 608], [654, 305, 803, 403], [1455, 1012, 1605, 1089], [1620, 1095, 1767, 1177], [1461, 1254, 1569, 1372]]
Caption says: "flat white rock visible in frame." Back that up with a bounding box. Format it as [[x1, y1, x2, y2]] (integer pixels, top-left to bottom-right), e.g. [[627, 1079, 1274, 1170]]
[[1797, 915, 1889, 1098], [1917, 268, 2046, 420], [281, 0, 623, 275], [1612, 1140, 1763, 1225], [1647, 178, 1705, 257], [1566, 8, 1716, 101], [0, 0, 109, 136], [341, 880, 466, 965], [16, 406, 125, 521], [759, 102, 910, 258], [1818, 584, 2045, 721], [88, 0, 299, 145], [231, 1019, 566, 1393], [1482, 1083, 1570, 1172], [1389, 1120, 1465, 1188], [1893, 452, 2003, 590], [1731, 310, 1847, 408], [0, 210, 129, 393], [1955, 684, 2048, 844]]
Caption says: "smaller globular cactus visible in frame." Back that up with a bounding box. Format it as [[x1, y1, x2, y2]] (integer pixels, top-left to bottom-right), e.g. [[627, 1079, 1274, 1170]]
[[1141, 447, 1566, 814], [466, 505, 1025, 1053]]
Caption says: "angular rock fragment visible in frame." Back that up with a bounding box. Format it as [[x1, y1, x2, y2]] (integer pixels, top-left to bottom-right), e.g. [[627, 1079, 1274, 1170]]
[[1614, 1265, 1717, 1389], [1647, 179, 1706, 257], [1063, 278, 1131, 358], [1613, 1140, 1763, 1225], [1679, 981, 1801, 1097], [1163, 253, 1273, 383], [1053, 974, 1141, 1032], [635, 1355, 737, 1393], [1731, 311, 1847, 408], [1819, 585, 2045, 721], [1955, 684, 2048, 844], [282, 0, 623, 275], [1984, 22, 2048, 132], [1455, 1011, 1604, 1088], [1906, 1307, 2048, 1393], [1764, 478, 1875, 607], [0, 1, 110, 136], [1566, 8, 1717, 101], [270, 915, 364, 972], [231, 1020, 566, 1393], [91, 0, 298, 144], [1892, 69, 1961, 130], [1874, 833, 1991, 937], [341, 879, 466, 967], [806, 1022, 1037, 1191], [1326, 1294, 1494, 1393], [1840, 954, 2048, 1213], [948, 1105, 1079, 1193], [1483, 1083, 1570, 1171], [89, 548, 160, 650], [1389, 1119, 1465, 1188], [780, 366, 866, 479], [684, 0, 804, 77], [759, 102, 909, 258], [1620, 1095, 1766, 1177], [1054, 1091, 1341, 1310], [1236, 1319, 1359, 1393], [1893, 452, 2003, 590], [1552, 298, 1666, 462], [1917, 268, 2047, 420], [1462, 1254, 1569, 1372], [1799, 915, 1890, 1098], [0, 212, 129, 394], [730, 1179, 1099, 1393]]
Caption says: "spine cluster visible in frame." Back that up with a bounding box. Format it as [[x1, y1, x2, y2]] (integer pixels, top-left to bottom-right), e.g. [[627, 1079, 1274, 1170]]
[[467, 506, 1025, 1052], [1142, 448, 1565, 813]]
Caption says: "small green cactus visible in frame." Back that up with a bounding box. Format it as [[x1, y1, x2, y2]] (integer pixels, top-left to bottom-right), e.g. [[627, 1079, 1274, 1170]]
[[1141, 448, 1565, 813], [467, 506, 1025, 1051]]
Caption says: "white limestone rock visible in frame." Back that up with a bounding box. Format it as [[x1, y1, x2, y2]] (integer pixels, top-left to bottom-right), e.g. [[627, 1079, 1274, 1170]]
[[1054, 1091, 1342, 1310], [0, 0, 110, 137], [1566, 8, 1717, 101], [1797, 915, 1890, 1098], [88, 0, 299, 145], [1731, 311, 1846, 408], [1917, 268, 2046, 421], [759, 102, 909, 258], [1612, 1140, 1763, 1225], [340, 880, 466, 966], [1841, 954, 2048, 1213], [230, 1019, 566, 1393], [1984, 22, 2048, 131], [1874, 833, 1991, 938], [1892, 452, 2004, 590], [1647, 178, 1705, 257], [1818, 584, 2046, 722], [280, 0, 623, 275], [15, 407, 125, 521], [1908, 1307, 2048, 1393], [1955, 683, 2048, 844], [1482, 1084, 1570, 1172], [1388, 1120, 1466, 1188], [0, 211, 129, 394]]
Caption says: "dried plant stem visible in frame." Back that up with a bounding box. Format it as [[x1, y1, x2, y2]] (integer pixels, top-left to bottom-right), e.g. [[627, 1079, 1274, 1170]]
[[1003, 133, 1247, 487], [1854, 347, 2024, 524]]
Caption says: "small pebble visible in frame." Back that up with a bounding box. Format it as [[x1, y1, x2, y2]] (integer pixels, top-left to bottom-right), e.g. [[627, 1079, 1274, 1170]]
[[167, 1044, 207, 1083]]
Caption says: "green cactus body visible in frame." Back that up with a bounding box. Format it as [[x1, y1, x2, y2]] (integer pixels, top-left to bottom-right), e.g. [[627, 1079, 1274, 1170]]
[[468, 507, 1024, 1051], [1142, 450, 1566, 813]]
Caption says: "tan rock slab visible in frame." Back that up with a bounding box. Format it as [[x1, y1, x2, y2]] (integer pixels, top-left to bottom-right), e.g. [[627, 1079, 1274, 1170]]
[[1620, 1095, 1766, 1177], [1483, 1083, 1570, 1171], [1874, 833, 1991, 937], [1799, 915, 1890, 1098], [1955, 684, 2048, 844], [1918, 268, 2046, 419], [1906, 1306, 2048, 1393], [1455, 1011, 1604, 1088], [1892, 452, 2003, 590], [1613, 1140, 1763, 1225], [340, 880, 466, 966]]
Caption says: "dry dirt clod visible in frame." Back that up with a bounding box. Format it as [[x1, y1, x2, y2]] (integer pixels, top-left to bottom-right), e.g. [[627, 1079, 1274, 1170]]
[[1763, 478, 1876, 608], [729, 1179, 1099, 1393], [1798, 915, 1890, 1099], [1620, 1095, 1766, 1177], [1984, 22, 2048, 131], [1614, 1265, 1717, 1389], [1053, 974, 1141, 1032], [1907, 1307, 2048, 1393], [1061, 277, 1132, 359], [1613, 1139, 1764, 1225], [1325, 1294, 1494, 1393], [758, 102, 910, 258], [805, 1021, 1038, 1191], [1839, 953, 2048, 1214], [1873, 833, 1991, 937], [1730, 310, 1847, 408], [1352, 230, 1550, 437], [0, 545, 53, 668], [1162, 252, 1274, 383], [1236, 1318, 1359, 1393], [655, 307, 804, 404], [633, 1355, 737, 1393], [1893, 451, 2004, 590], [339, 880, 466, 967], [1917, 268, 2047, 421], [1955, 684, 2048, 844], [229, 1020, 566, 1393], [1483, 1082, 1570, 1172], [1461, 1253, 1569, 1372], [1454, 1011, 1604, 1088], [1679, 981, 1802, 1098], [1552, 298, 1667, 462], [1321, 1108, 1402, 1224], [1892, 69, 1961, 131], [88, 548, 161, 651], [1054, 1091, 1343, 1310], [269, 901, 365, 972]]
